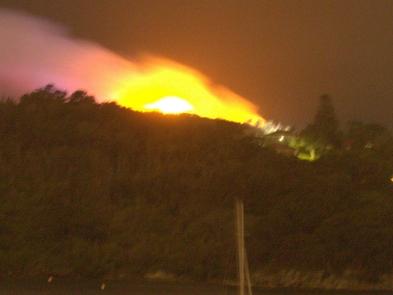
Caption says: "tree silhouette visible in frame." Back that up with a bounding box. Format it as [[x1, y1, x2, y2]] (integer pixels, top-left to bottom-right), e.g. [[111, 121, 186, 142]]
[[0, 86, 392, 282], [303, 94, 341, 149]]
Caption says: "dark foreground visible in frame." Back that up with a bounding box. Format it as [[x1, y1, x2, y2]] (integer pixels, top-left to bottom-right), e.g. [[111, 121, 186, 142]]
[[0, 280, 391, 295]]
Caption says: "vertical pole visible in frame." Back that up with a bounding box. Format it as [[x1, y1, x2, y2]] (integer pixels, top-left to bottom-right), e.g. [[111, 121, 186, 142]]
[[244, 249, 253, 295], [236, 199, 245, 295]]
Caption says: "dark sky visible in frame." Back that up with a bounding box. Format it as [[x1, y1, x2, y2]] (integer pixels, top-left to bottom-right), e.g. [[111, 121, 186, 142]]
[[1, 0, 393, 128]]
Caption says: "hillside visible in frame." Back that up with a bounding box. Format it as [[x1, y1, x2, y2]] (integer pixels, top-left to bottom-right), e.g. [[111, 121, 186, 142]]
[[0, 86, 393, 286]]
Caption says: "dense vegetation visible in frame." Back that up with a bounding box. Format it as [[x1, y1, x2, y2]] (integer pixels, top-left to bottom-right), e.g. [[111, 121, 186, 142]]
[[0, 86, 392, 282]]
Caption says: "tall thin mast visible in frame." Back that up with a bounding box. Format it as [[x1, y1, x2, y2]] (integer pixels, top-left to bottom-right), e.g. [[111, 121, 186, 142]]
[[236, 198, 253, 295], [245, 247, 253, 295], [236, 199, 245, 295]]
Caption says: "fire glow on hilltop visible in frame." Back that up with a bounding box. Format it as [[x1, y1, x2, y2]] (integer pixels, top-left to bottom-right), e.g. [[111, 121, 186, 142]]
[[111, 58, 265, 125], [0, 10, 265, 125], [145, 96, 194, 114]]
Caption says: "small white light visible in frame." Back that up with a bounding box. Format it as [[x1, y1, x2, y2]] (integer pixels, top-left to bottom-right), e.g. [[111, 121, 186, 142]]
[[279, 135, 285, 142], [365, 142, 373, 149], [100, 283, 106, 290]]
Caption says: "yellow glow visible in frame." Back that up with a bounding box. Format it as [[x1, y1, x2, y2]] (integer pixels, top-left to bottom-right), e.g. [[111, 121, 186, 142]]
[[145, 96, 193, 114], [390, 176, 393, 183], [111, 57, 265, 125]]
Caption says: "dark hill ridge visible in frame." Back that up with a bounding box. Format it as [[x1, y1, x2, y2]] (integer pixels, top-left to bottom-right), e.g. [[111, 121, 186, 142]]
[[0, 86, 393, 289]]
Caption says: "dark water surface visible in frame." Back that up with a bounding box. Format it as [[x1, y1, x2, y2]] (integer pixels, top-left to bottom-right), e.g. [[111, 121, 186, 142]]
[[0, 280, 391, 295]]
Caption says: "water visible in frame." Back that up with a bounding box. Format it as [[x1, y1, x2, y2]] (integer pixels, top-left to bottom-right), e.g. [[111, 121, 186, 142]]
[[0, 280, 390, 294]]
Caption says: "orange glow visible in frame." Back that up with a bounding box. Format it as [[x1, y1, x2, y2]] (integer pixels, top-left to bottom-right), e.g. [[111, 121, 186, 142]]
[[110, 57, 265, 125]]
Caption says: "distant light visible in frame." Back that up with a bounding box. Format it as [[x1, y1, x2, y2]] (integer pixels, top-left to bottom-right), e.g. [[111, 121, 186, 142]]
[[279, 135, 285, 142], [365, 142, 373, 149], [47, 276, 53, 283], [261, 121, 291, 134], [390, 176, 393, 183], [100, 283, 106, 290]]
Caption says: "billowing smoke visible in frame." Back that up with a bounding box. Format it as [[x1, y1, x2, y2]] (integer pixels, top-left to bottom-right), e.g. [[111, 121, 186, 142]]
[[0, 8, 135, 99], [0, 8, 264, 124]]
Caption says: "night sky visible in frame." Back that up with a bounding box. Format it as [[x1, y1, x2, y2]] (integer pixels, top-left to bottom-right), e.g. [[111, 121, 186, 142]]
[[1, 0, 392, 129]]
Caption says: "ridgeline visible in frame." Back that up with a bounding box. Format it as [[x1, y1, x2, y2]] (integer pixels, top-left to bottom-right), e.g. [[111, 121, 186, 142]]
[[0, 86, 393, 289]]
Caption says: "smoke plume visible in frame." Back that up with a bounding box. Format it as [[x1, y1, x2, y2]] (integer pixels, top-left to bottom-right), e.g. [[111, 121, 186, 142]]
[[0, 8, 264, 124], [0, 8, 136, 99]]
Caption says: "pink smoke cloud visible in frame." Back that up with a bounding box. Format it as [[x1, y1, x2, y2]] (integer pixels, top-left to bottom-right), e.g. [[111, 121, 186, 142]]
[[0, 8, 136, 100]]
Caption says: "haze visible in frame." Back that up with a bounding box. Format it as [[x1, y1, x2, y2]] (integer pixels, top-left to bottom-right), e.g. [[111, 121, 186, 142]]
[[1, 0, 393, 128]]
